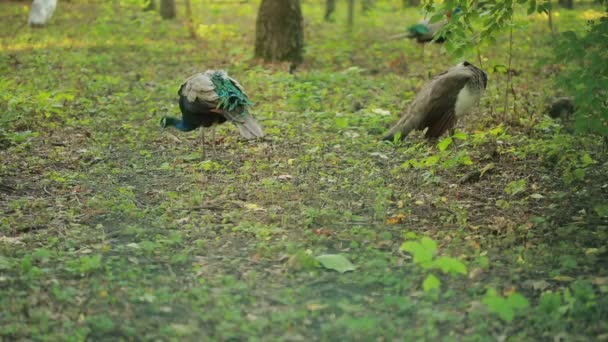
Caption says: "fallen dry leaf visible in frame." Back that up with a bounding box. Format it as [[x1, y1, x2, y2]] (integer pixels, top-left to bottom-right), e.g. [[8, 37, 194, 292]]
[[386, 214, 406, 225]]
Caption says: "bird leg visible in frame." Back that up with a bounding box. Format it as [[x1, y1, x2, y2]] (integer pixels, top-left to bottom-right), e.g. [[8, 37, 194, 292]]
[[421, 43, 425, 61], [211, 125, 217, 157], [200, 127, 206, 159]]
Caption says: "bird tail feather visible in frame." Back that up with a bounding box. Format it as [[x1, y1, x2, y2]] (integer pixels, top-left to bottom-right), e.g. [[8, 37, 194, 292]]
[[234, 116, 265, 140], [389, 32, 415, 40], [382, 112, 420, 142]]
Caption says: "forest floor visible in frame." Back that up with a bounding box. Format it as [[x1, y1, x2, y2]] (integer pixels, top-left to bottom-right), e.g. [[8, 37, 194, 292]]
[[1, 1, 607, 340]]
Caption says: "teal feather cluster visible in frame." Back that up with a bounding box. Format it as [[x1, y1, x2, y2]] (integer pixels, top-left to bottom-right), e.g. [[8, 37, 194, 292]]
[[408, 23, 430, 36], [210, 71, 253, 114]]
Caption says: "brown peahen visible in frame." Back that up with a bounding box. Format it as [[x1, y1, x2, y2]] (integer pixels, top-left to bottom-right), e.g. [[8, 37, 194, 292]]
[[383, 61, 487, 141]]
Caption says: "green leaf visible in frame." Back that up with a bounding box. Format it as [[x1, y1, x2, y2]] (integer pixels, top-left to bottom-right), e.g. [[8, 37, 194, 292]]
[[594, 204, 608, 218], [538, 291, 563, 315], [507, 293, 529, 310], [334, 117, 349, 129], [0, 255, 11, 270], [504, 179, 527, 196], [401, 241, 433, 264], [452, 131, 468, 140], [580, 153, 594, 166], [183, 152, 202, 161], [437, 136, 453, 151], [315, 254, 356, 273], [433, 256, 467, 275], [423, 274, 441, 292], [420, 237, 437, 252]]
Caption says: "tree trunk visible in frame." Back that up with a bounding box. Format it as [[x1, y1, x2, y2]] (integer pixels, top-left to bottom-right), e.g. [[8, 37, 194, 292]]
[[347, 0, 354, 30], [184, 0, 195, 37], [325, 0, 336, 21], [254, 0, 304, 65], [160, 0, 176, 19], [558, 0, 573, 9]]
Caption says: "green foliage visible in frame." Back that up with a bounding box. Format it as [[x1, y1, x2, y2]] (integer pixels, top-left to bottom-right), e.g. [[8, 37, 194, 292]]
[[422, 274, 441, 292], [401, 236, 467, 292], [552, 17, 608, 136], [422, 0, 552, 57], [504, 178, 527, 197], [1, 1, 607, 340], [482, 288, 530, 322], [315, 254, 356, 273], [65, 255, 104, 276]]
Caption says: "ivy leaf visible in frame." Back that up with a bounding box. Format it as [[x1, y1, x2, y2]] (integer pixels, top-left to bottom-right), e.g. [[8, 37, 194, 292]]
[[315, 254, 356, 273]]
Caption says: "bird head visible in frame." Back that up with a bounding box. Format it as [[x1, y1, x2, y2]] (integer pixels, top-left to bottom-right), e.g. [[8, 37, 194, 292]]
[[160, 116, 180, 128], [160, 116, 169, 128], [460, 61, 488, 89]]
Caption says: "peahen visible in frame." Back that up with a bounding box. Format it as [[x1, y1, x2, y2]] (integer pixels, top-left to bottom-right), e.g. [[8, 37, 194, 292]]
[[383, 61, 487, 141], [28, 0, 57, 27], [160, 70, 264, 154]]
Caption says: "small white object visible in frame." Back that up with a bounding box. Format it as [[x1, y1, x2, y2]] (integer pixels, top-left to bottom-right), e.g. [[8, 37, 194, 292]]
[[28, 0, 57, 26]]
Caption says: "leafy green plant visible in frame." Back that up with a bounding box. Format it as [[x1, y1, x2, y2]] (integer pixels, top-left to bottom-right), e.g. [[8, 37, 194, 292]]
[[552, 16, 608, 136], [482, 288, 530, 322], [401, 236, 467, 293]]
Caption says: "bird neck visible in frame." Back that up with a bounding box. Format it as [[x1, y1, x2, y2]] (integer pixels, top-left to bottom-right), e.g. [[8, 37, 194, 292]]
[[163, 116, 197, 132]]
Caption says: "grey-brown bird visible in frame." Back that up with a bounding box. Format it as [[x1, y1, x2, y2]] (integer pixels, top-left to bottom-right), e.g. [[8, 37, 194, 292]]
[[383, 61, 487, 141]]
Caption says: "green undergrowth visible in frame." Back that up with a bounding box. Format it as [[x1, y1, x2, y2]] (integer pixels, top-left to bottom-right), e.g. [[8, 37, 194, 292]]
[[1, 1, 607, 340]]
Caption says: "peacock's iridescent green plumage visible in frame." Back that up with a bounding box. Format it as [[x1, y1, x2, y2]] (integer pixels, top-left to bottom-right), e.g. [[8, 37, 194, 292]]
[[210, 71, 253, 114], [408, 23, 430, 36]]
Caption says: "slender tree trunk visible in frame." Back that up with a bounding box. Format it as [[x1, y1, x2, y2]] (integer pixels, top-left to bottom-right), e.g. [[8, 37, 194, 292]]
[[325, 0, 336, 21], [255, 0, 304, 65], [347, 0, 354, 30], [547, 7, 555, 34], [160, 0, 176, 19], [184, 0, 195, 37]]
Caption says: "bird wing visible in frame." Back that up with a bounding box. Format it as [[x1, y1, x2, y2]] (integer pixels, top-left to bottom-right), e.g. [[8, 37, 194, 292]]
[[179, 72, 219, 104], [413, 69, 472, 138]]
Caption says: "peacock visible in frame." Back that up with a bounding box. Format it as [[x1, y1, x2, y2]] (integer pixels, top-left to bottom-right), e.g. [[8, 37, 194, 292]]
[[160, 70, 264, 154], [28, 0, 57, 27], [383, 61, 487, 141], [390, 8, 461, 58]]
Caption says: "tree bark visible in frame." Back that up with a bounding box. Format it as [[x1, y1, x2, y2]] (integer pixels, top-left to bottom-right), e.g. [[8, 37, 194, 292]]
[[160, 0, 176, 19], [347, 0, 354, 30], [255, 0, 304, 65], [184, 0, 196, 37], [325, 0, 336, 21]]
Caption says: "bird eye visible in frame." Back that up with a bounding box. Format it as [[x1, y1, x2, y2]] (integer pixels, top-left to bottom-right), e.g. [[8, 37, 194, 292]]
[[463, 61, 471, 67]]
